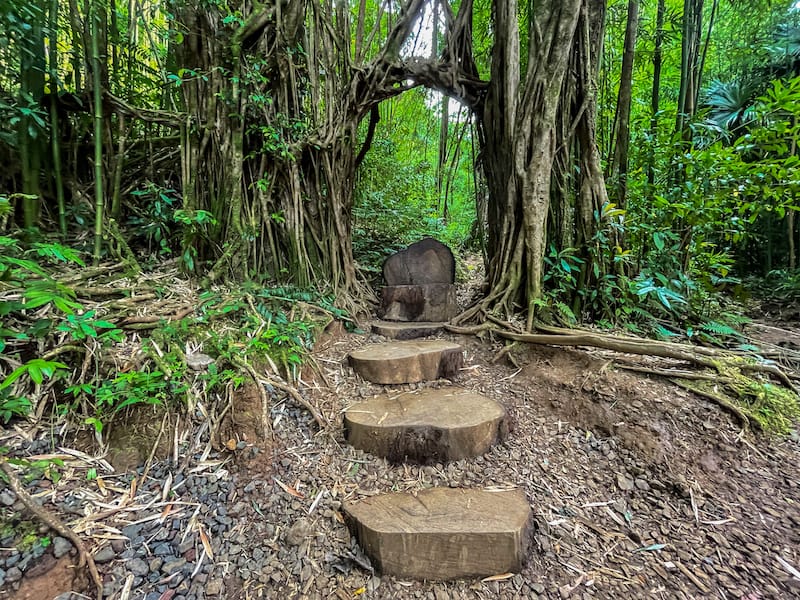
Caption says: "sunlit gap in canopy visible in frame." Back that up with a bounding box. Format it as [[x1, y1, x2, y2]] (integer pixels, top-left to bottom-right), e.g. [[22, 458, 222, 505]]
[[398, 2, 472, 123]]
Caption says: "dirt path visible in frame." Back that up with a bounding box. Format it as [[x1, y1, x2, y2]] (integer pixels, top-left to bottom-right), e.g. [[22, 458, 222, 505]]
[[1, 324, 799, 599]]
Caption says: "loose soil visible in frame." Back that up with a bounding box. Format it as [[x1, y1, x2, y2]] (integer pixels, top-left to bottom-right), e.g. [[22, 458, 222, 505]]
[[2, 317, 800, 599]]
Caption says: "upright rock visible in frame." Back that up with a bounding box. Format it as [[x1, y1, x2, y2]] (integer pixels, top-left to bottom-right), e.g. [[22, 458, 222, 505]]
[[380, 238, 459, 322], [382, 237, 455, 285]]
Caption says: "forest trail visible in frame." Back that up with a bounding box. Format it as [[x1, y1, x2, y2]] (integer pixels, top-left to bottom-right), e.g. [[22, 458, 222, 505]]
[[3, 314, 800, 599]]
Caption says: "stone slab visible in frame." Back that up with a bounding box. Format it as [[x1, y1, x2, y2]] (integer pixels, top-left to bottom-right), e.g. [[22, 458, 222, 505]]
[[345, 388, 508, 462], [344, 487, 531, 580], [371, 320, 445, 340], [380, 284, 459, 322], [348, 340, 463, 384], [383, 237, 455, 285]]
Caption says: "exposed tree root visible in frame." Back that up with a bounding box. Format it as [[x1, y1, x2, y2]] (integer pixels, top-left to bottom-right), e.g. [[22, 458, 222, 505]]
[[0, 460, 103, 600], [231, 357, 328, 430], [670, 379, 755, 432], [446, 318, 799, 432], [121, 306, 194, 328]]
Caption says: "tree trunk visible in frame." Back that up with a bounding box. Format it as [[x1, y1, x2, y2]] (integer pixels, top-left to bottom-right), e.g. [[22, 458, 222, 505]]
[[482, 0, 583, 327], [18, 0, 46, 228], [610, 0, 639, 208], [49, 0, 67, 235], [91, 0, 104, 262], [676, 0, 704, 134], [647, 0, 665, 192]]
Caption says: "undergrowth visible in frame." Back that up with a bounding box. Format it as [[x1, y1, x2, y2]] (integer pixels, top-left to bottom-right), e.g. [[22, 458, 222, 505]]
[[0, 232, 351, 441]]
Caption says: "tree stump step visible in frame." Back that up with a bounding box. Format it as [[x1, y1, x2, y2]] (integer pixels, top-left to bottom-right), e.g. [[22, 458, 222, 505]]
[[345, 388, 507, 462], [379, 284, 459, 322], [344, 487, 531, 580], [348, 340, 463, 384], [371, 320, 445, 340]]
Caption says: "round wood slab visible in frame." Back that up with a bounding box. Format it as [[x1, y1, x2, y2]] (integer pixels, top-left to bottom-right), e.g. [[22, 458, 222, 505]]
[[344, 487, 531, 580], [345, 388, 507, 462], [348, 340, 463, 384], [370, 320, 444, 340]]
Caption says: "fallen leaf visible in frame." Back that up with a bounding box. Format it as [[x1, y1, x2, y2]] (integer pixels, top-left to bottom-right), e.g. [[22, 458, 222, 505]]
[[199, 525, 214, 560], [635, 543, 667, 552], [481, 572, 514, 582], [274, 477, 305, 499]]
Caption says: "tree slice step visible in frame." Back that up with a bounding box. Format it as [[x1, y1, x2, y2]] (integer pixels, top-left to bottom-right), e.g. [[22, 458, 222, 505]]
[[371, 320, 444, 340], [344, 487, 531, 580], [345, 388, 507, 462], [348, 341, 463, 384], [380, 284, 459, 322]]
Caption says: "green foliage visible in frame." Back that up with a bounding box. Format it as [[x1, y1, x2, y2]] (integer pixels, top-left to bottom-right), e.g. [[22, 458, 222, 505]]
[[353, 92, 478, 277], [129, 183, 182, 256]]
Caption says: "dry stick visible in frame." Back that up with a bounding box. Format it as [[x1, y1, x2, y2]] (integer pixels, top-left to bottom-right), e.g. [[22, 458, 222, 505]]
[[140, 413, 170, 482], [232, 357, 328, 430], [0, 461, 103, 600], [72, 286, 144, 298], [232, 357, 273, 440], [121, 306, 194, 328]]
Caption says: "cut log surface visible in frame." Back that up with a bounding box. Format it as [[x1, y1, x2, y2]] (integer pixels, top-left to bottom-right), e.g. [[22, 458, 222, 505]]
[[345, 388, 507, 462], [344, 487, 531, 580], [380, 284, 459, 322], [371, 320, 444, 340], [349, 340, 463, 384]]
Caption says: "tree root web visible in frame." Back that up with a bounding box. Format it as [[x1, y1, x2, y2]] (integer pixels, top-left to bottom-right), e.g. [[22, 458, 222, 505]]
[[445, 317, 800, 432]]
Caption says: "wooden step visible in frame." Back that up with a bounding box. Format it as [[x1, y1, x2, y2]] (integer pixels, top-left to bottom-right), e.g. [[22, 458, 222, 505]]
[[344, 487, 531, 580], [371, 320, 444, 340], [345, 388, 507, 462], [380, 284, 459, 322], [348, 340, 463, 384]]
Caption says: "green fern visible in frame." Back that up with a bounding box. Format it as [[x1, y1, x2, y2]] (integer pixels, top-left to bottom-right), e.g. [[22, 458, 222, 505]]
[[554, 301, 577, 324], [700, 320, 742, 338]]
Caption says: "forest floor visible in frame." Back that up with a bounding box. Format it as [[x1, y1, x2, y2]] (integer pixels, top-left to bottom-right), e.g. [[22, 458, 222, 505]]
[[1, 271, 800, 599]]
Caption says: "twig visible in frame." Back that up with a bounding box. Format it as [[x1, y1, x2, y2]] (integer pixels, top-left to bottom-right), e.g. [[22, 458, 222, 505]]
[[232, 357, 274, 439], [121, 306, 194, 327], [0, 460, 103, 600], [140, 413, 169, 482], [232, 357, 328, 429]]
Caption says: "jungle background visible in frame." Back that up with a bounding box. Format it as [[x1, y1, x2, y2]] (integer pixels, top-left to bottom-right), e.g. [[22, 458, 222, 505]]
[[4, 0, 800, 427], [2, 0, 800, 597]]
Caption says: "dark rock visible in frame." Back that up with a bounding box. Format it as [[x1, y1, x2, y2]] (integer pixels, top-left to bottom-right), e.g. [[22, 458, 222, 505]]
[[93, 544, 116, 563], [5, 566, 22, 583], [286, 518, 314, 546], [162, 558, 187, 574], [127, 557, 150, 577], [154, 542, 174, 556], [383, 238, 455, 285], [0, 491, 15, 506]]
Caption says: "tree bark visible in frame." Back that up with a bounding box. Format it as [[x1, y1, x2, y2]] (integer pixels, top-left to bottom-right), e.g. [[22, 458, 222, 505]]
[[481, 0, 584, 327], [610, 0, 639, 208]]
